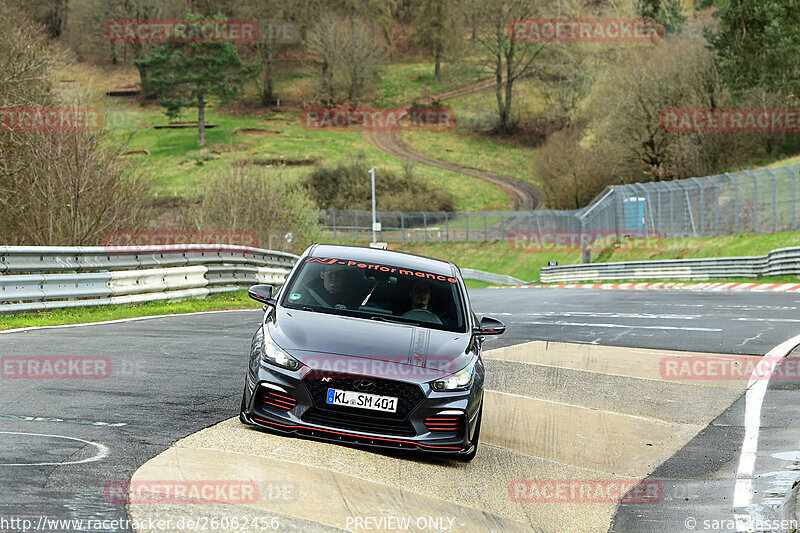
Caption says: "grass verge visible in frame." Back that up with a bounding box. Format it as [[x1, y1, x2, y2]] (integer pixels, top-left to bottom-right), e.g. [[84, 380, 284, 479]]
[[0, 290, 259, 331]]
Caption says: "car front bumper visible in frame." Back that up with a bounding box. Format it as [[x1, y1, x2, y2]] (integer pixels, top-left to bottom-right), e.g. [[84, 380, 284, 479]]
[[241, 362, 483, 457]]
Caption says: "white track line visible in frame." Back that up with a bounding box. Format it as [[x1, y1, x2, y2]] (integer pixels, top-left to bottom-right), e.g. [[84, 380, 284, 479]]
[[502, 320, 721, 332], [732, 333, 800, 530], [0, 431, 109, 466]]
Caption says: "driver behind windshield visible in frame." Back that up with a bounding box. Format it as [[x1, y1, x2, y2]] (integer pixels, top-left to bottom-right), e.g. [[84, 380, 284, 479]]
[[313, 263, 362, 309], [409, 280, 431, 310]]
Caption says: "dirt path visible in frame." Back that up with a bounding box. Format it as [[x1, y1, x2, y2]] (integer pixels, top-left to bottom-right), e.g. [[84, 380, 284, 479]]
[[366, 77, 545, 210]]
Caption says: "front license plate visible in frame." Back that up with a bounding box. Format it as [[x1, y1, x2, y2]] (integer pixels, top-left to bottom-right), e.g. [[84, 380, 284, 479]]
[[326, 388, 398, 413]]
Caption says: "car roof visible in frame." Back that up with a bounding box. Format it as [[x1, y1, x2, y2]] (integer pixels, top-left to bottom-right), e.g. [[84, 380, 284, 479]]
[[307, 244, 457, 277]]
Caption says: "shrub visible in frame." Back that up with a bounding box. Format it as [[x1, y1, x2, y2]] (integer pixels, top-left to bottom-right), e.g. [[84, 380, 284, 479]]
[[533, 128, 615, 210], [183, 166, 321, 254], [302, 161, 455, 212], [0, 1, 150, 246]]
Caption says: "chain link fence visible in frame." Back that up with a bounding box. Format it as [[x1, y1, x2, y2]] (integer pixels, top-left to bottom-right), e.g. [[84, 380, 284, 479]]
[[320, 163, 800, 242]]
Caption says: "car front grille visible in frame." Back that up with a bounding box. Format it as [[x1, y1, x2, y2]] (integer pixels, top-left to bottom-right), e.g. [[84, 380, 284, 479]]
[[301, 408, 416, 437], [301, 370, 425, 437]]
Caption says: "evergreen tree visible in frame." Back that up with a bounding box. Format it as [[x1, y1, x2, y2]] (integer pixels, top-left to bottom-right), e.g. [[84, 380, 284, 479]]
[[135, 13, 258, 145]]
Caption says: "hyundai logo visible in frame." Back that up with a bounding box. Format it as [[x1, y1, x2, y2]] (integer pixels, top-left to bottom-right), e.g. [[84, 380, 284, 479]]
[[353, 380, 377, 393]]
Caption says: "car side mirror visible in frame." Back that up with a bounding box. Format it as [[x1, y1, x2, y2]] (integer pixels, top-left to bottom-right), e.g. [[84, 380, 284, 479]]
[[473, 316, 506, 336], [248, 284, 276, 306]]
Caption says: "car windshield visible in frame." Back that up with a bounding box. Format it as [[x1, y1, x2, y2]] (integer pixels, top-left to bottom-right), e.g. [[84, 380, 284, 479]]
[[280, 256, 466, 333]]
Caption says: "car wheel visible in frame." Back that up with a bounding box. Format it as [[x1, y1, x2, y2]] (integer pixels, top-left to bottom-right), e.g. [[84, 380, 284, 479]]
[[457, 403, 482, 462]]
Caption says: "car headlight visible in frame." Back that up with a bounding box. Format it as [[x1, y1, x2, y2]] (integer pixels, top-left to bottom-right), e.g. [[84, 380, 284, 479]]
[[262, 332, 302, 371], [430, 362, 475, 391]]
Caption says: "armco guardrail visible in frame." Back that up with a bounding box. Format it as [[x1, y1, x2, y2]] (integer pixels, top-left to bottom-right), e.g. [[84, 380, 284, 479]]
[[539, 246, 800, 283], [0, 244, 517, 314], [0, 245, 298, 314], [460, 268, 529, 286]]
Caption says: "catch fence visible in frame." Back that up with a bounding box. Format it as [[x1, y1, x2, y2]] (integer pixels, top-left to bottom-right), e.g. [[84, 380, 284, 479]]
[[320, 163, 800, 243]]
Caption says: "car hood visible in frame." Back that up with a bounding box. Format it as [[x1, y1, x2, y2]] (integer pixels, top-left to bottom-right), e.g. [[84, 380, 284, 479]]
[[267, 307, 473, 380]]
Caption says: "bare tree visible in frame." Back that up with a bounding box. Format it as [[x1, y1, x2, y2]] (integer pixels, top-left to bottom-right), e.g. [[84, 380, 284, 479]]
[[67, 0, 179, 74], [582, 37, 737, 182], [475, 0, 549, 133], [307, 14, 385, 106], [411, 0, 464, 82], [534, 127, 613, 209], [18, 0, 69, 37], [0, 2, 150, 245]]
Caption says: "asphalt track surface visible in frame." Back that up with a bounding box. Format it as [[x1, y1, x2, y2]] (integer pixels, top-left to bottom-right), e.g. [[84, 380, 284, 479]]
[[1, 288, 800, 532]]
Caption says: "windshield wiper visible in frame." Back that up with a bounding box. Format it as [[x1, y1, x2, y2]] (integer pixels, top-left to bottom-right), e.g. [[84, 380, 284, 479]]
[[370, 315, 419, 326]]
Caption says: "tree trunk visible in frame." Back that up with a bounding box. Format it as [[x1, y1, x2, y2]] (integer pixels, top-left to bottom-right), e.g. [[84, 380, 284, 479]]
[[503, 76, 514, 132], [471, 6, 477, 41], [198, 96, 206, 146], [434, 47, 441, 82], [259, 43, 276, 105], [495, 51, 505, 132], [500, 45, 516, 133]]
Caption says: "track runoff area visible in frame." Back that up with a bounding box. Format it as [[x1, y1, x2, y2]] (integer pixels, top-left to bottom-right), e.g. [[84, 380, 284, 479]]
[[2, 287, 800, 532]]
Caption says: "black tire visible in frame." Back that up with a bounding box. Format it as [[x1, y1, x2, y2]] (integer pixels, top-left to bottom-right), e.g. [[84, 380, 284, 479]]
[[457, 403, 482, 462]]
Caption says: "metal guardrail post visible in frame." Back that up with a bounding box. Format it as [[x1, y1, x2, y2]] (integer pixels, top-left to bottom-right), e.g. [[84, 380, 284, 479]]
[[675, 181, 697, 237], [484, 212, 488, 241], [656, 188, 662, 235], [746, 170, 758, 233], [763, 169, 778, 233], [332, 211, 337, 239], [400, 212, 405, 242], [726, 173, 738, 234], [669, 185, 675, 235], [791, 168, 798, 230], [690, 178, 705, 235]]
